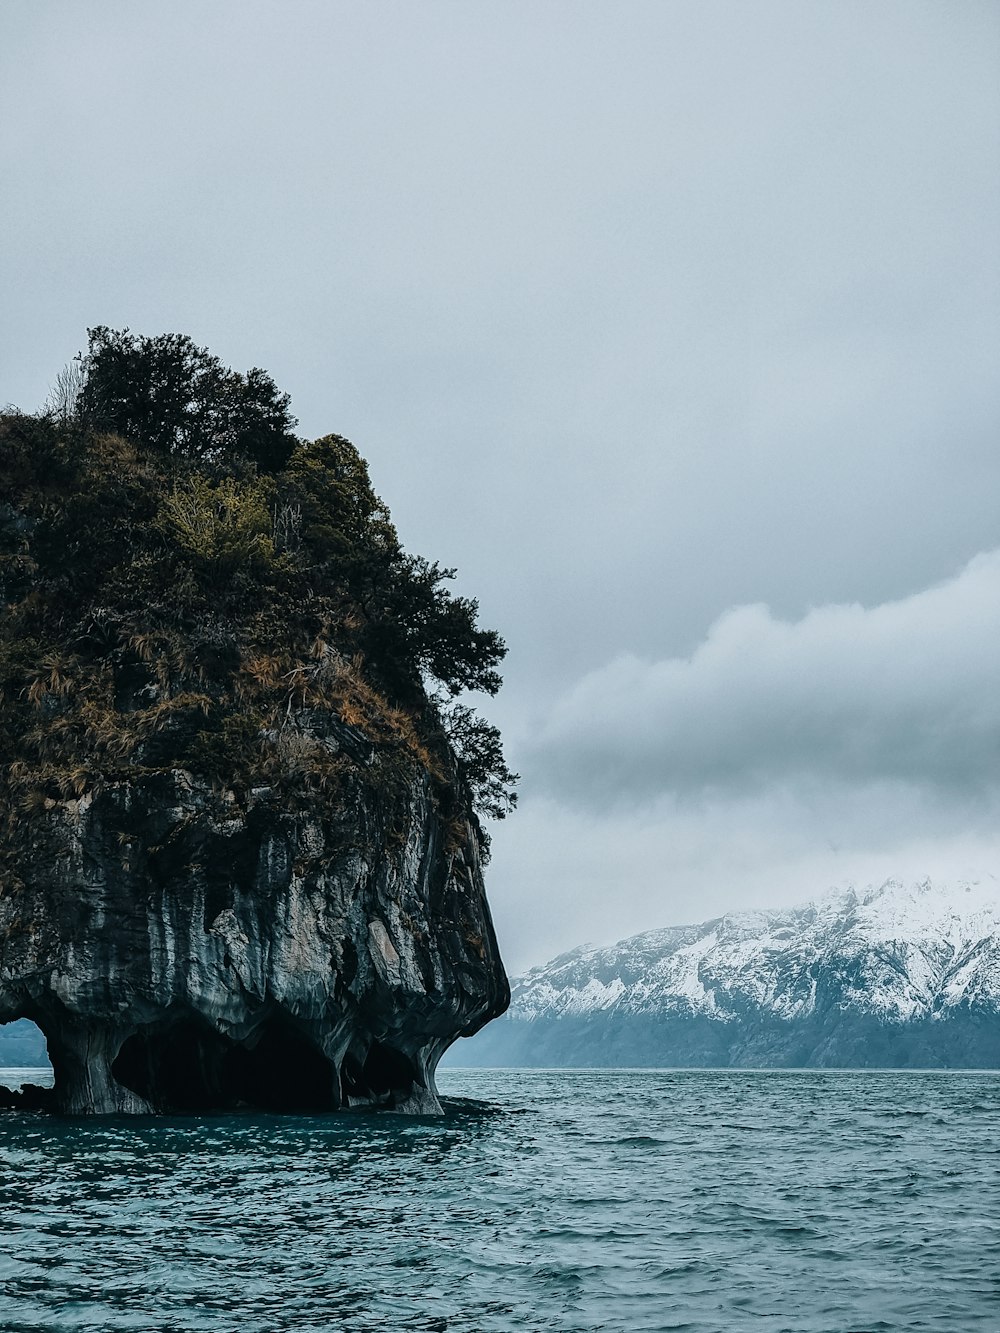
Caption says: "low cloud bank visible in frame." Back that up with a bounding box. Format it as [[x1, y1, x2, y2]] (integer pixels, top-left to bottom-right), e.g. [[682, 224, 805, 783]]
[[531, 551, 1000, 804], [485, 788, 1000, 971]]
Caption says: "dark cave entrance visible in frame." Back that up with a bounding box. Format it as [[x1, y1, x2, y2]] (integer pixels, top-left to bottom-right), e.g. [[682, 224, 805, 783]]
[[113, 1018, 230, 1111], [0, 1017, 421, 1114], [112, 1015, 338, 1113], [340, 1039, 417, 1105], [226, 1019, 336, 1112]]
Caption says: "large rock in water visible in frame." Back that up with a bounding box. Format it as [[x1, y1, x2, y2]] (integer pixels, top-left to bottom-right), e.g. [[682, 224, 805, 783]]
[[0, 746, 508, 1115], [0, 398, 515, 1115]]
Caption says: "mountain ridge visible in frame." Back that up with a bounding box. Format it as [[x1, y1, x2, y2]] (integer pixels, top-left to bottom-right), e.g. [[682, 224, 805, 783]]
[[447, 878, 1000, 1068]]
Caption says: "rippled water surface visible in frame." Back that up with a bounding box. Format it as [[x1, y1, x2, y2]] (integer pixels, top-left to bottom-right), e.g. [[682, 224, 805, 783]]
[[0, 1068, 997, 1332]]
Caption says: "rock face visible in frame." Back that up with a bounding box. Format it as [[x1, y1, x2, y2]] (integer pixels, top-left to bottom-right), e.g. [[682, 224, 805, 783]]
[[0, 390, 516, 1116], [447, 879, 999, 1069], [0, 741, 508, 1115]]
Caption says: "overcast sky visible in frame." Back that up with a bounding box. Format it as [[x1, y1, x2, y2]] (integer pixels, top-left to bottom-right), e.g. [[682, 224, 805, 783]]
[[3, 1, 999, 970]]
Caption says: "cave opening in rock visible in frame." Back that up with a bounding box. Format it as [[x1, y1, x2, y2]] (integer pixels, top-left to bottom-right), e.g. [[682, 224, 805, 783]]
[[113, 1018, 230, 1111], [341, 1040, 417, 1104], [226, 1017, 336, 1112], [112, 1014, 337, 1113], [0, 1018, 52, 1087]]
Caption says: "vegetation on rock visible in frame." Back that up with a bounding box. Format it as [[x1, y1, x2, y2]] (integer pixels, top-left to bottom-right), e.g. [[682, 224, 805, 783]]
[[0, 330, 517, 883]]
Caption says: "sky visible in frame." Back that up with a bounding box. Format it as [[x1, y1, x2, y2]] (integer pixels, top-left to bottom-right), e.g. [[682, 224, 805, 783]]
[[2, 1, 999, 971]]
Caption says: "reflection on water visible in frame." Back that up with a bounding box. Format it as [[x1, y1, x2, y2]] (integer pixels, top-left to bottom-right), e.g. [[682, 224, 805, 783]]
[[0, 1068, 996, 1331]]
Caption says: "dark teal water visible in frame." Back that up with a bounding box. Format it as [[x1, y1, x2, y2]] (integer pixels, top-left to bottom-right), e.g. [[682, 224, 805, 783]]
[[0, 1068, 996, 1332]]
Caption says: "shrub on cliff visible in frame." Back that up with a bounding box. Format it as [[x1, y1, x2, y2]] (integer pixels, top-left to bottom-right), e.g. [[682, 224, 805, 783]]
[[0, 334, 517, 862]]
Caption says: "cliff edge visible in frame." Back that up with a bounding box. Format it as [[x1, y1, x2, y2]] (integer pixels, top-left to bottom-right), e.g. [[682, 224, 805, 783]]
[[2, 755, 507, 1115], [0, 330, 515, 1113]]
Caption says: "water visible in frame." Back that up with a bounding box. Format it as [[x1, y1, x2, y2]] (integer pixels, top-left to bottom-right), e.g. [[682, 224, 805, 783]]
[[0, 1068, 996, 1332]]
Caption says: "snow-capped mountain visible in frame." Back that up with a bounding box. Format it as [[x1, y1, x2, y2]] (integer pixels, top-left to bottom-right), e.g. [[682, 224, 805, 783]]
[[448, 879, 1000, 1068]]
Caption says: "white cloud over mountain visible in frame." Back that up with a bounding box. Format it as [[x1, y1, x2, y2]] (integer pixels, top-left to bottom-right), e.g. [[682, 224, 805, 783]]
[[531, 550, 1000, 804], [478, 553, 1000, 969]]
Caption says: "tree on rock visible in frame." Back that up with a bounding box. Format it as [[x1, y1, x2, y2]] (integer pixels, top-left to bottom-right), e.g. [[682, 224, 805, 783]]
[[77, 327, 298, 473], [0, 331, 517, 840]]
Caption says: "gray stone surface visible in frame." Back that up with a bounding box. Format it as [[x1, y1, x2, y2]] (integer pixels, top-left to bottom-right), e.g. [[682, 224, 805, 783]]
[[0, 752, 508, 1114]]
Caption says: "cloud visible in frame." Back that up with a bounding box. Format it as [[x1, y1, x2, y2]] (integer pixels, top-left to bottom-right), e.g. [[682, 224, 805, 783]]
[[488, 551, 1000, 969], [484, 787, 1000, 970], [530, 551, 1000, 805]]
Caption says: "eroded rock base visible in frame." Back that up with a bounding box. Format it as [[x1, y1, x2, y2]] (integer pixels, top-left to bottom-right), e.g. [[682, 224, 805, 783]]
[[0, 769, 508, 1118], [2, 1010, 445, 1116]]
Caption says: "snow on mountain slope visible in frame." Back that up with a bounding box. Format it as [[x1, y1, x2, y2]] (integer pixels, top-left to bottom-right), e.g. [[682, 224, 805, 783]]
[[511, 879, 1000, 1026]]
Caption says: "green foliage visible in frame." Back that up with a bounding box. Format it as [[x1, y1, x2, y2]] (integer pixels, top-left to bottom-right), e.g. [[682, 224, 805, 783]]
[[157, 475, 275, 588], [0, 333, 517, 836], [184, 708, 266, 780], [440, 703, 519, 820], [359, 554, 504, 701], [77, 327, 298, 473], [282, 434, 398, 563]]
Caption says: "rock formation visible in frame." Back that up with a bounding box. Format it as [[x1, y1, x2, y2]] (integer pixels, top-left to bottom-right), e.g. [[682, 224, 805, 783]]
[[0, 336, 515, 1114], [0, 749, 507, 1115]]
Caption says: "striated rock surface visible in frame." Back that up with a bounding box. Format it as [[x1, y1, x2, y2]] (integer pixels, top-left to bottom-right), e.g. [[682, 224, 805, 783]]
[[0, 748, 508, 1114]]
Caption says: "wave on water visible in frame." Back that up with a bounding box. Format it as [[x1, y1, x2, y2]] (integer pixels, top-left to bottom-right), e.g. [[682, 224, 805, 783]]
[[0, 1067, 995, 1332]]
